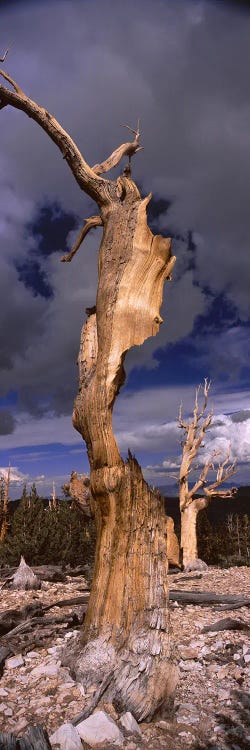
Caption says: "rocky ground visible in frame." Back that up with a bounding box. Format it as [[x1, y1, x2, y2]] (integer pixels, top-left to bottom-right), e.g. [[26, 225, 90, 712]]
[[0, 566, 249, 749]]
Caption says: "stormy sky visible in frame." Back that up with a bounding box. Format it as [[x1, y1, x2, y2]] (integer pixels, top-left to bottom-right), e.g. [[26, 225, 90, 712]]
[[0, 0, 249, 498]]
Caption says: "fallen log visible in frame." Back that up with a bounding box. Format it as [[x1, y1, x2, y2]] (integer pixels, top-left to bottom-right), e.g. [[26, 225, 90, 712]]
[[214, 601, 250, 612], [0, 646, 13, 677], [0, 725, 52, 750], [0, 597, 88, 638], [3, 611, 84, 640], [29, 590, 250, 609], [43, 594, 89, 611], [201, 617, 249, 633], [169, 590, 250, 606], [32, 565, 66, 582], [0, 566, 16, 580], [0, 602, 44, 636], [1, 590, 249, 643]]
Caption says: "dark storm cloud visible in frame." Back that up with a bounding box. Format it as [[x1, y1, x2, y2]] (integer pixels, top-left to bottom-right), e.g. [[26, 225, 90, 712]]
[[231, 410, 250, 424], [0, 0, 249, 426], [27, 203, 79, 258], [0, 409, 16, 435], [16, 202, 79, 298]]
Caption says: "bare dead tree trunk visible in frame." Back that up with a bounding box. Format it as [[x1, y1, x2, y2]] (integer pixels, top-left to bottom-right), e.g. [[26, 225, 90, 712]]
[[180, 497, 208, 568], [178, 381, 236, 570], [0, 62, 178, 719], [71, 182, 177, 718], [0, 466, 10, 543], [49, 481, 57, 511]]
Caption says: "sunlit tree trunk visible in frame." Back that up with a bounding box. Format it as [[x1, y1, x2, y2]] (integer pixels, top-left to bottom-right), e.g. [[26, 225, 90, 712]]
[[0, 62, 178, 719], [72, 184, 177, 718], [180, 497, 207, 568]]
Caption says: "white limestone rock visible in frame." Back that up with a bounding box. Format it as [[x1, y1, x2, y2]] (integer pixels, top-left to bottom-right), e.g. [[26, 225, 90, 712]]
[[179, 659, 202, 672], [119, 712, 142, 736], [25, 651, 40, 659], [0, 688, 9, 696], [30, 661, 61, 678], [5, 654, 24, 669], [76, 710, 124, 747], [50, 722, 82, 750]]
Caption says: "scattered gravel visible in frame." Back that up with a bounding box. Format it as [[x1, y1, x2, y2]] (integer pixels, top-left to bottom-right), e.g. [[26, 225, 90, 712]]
[[0, 566, 249, 749]]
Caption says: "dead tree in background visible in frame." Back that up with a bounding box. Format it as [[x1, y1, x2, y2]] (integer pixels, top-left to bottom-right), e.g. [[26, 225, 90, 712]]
[[0, 60, 178, 719], [49, 481, 57, 511], [0, 465, 10, 543], [178, 380, 237, 570]]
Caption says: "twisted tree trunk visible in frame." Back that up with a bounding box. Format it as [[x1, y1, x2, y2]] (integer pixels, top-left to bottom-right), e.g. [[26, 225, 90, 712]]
[[0, 64, 178, 720], [71, 179, 177, 719]]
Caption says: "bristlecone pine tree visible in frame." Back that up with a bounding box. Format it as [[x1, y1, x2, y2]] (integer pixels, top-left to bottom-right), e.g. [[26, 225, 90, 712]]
[[178, 380, 237, 570], [0, 55, 178, 719]]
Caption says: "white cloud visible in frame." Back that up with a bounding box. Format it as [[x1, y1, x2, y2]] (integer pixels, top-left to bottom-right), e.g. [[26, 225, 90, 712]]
[[0, 466, 28, 484], [201, 413, 250, 466]]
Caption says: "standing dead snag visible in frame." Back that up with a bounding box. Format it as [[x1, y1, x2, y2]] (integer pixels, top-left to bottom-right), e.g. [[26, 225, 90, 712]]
[[0, 61, 178, 720], [178, 380, 237, 570], [0, 465, 10, 543]]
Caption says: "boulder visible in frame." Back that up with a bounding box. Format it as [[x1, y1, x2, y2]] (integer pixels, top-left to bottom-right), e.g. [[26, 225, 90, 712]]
[[5, 654, 24, 669], [119, 711, 142, 736], [50, 722, 82, 750], [184, 558, 208, 573], [76, 710, 124, 747]]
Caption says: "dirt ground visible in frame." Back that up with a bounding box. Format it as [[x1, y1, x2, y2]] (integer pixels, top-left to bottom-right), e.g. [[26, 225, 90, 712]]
[[0, 565, 249, 749]]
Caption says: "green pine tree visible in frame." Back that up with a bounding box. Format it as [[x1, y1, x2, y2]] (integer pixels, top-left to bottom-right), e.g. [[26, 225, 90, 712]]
[[1, 484, 48, 565]]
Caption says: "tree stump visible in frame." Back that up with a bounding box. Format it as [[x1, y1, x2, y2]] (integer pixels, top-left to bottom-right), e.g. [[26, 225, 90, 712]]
[[12, 557, 41, 590]]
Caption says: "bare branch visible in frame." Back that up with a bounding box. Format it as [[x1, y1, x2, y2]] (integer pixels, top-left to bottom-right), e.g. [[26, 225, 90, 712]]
[[178, 402, 189, 430], [92, 142, 143, 176], [193, 378, 212, 424], [61, 215, 103, 263], [165, 255, 176, 281], [0, 69, 145, 201], [188, 460, 213, 499], [120, 119, 141, 137], [92, 121, 143, 175], [0, 49, 9, 63], [0, 69, 110, 203], [203, 453, 237, 498], [0, 67, 24, 95]]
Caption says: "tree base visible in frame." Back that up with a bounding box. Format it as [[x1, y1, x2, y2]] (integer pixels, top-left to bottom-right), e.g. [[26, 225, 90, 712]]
[[62, 627, 178, 722], [61, 459, 179, 722]]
